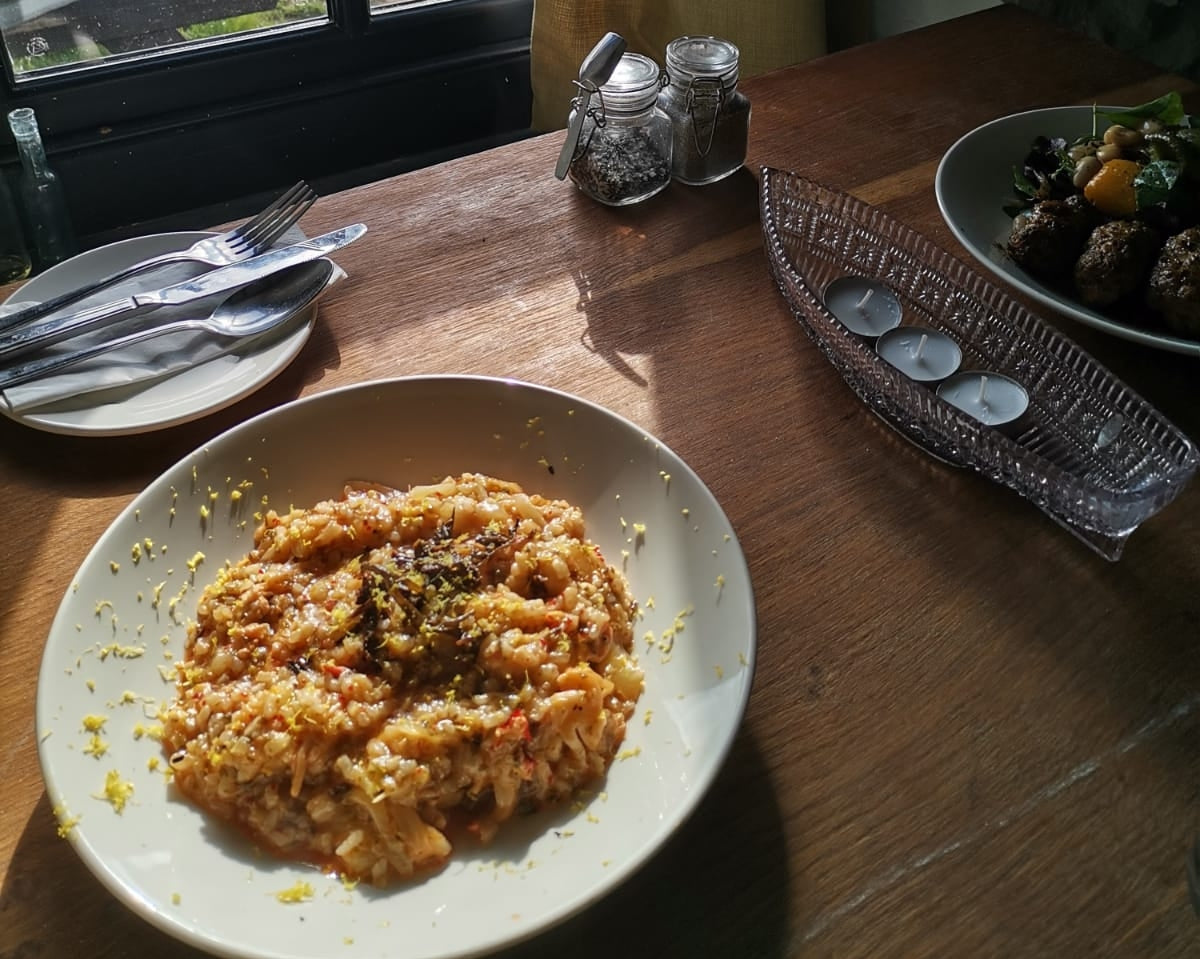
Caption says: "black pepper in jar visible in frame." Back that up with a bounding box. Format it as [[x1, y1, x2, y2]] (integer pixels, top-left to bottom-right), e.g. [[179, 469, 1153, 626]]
[[565, 52, 673, 207], [569, 123, 672, 206], [658, 36, 750, 186]]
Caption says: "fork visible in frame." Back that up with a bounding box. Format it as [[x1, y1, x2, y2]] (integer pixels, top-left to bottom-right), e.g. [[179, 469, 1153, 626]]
[[0, 180, 318, 333]]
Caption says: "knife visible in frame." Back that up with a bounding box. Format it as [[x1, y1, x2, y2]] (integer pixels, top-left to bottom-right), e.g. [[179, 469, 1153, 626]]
[[0, 223, 366, 361]]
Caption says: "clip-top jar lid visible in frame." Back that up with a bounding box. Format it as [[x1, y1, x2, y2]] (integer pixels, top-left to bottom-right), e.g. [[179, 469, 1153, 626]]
[[666, 36, 740, 77], [598, 52, 662, 112], [604, 51, 661, 92]]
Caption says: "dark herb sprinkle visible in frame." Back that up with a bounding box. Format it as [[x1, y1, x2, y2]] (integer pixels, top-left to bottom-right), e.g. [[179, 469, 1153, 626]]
[[569, 125, 671, 206]]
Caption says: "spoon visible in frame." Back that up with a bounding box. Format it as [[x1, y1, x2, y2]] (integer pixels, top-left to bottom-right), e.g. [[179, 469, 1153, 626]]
[[553, 32, 628, 180], [0, 258, 333, 391]]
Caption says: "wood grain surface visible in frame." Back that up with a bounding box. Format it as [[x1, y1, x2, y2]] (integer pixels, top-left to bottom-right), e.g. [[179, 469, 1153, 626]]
[[3, 7, 1199, 958]]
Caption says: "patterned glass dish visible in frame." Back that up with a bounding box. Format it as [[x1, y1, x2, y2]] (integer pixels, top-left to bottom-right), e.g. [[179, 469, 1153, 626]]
[[759, 168, 1199, 561]]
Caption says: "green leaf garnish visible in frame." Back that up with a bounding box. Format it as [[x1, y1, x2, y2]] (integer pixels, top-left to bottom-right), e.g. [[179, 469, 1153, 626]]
[[1012, 166, 1037, 199], [1102, 91, 1186, 128], [1134, 159, 1181, 210]]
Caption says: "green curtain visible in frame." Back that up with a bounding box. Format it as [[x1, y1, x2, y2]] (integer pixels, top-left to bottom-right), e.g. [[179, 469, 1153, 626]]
[[530, 0, 827, 131]]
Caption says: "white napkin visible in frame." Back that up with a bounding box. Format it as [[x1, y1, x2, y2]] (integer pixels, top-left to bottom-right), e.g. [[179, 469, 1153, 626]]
[[0, 231, 342, 415]]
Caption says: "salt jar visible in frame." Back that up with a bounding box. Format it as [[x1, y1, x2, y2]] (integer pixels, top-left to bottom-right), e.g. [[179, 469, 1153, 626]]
[[658, 36, 750, 185], [567, 52, 673, 207]]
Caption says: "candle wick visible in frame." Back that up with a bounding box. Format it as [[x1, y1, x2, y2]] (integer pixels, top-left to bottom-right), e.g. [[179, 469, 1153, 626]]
[[855, 289, 874, 311], [913, 333, 928, 362], [977, 375, 988, 407]]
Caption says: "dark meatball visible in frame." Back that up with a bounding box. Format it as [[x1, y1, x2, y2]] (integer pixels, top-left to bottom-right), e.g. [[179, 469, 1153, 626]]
[[1073, 220, 1161, 308], [1006, 195, 1097, 280], [1147, 227, 1200, 336]]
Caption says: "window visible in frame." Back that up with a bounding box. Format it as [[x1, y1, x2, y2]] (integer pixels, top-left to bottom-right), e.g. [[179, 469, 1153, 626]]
[[2, 1, 328, 77], [0, 0, 533, 244]]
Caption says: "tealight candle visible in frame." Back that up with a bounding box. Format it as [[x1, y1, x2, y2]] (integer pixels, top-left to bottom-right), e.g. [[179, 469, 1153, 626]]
[[937, 371, 1030, 430], [822, 276, 902, 337], [875, 327, 962, 383]]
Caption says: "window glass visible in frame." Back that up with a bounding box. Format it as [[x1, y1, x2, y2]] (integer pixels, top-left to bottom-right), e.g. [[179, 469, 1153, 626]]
[[1, 0, 328, 79], [367, 0, 437, 11]]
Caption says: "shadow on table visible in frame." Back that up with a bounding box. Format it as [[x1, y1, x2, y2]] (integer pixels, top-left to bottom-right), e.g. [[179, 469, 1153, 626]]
[[837, 365, 1200, 766], [1, 790, 200, 958], [492, 727, 793, 959], [570, 167, 763, 393]]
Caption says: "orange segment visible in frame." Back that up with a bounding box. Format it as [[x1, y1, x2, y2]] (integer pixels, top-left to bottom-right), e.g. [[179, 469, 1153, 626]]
[[1083, 158, 1140, 217]]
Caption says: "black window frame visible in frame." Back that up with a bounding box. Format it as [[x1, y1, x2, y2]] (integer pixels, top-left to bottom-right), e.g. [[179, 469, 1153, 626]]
[[0, 0, 534, 247]]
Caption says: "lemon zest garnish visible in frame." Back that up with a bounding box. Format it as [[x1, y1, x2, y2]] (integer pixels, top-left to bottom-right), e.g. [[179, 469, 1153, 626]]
[[53, 803, 81, 837], [95, 770, 134, 812], [274, 881, 314, 903], [98, 642, 144, 660], [83, 734, 109, 758]]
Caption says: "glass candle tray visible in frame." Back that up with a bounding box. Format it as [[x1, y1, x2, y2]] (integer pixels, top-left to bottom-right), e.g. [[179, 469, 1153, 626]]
[[758, 167, 1199, 561]]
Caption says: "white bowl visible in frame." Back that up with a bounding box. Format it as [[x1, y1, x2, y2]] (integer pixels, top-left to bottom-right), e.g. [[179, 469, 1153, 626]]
[[936, 105, 1200, 357], [36, 375, 756, 959]]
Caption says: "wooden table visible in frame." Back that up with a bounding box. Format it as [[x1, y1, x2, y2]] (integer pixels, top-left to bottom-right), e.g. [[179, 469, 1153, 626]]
[[3, 6, 1198, 956]]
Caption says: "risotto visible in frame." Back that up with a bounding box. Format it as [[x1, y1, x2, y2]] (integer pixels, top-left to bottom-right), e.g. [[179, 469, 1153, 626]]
[[161, 473, 642, 885]]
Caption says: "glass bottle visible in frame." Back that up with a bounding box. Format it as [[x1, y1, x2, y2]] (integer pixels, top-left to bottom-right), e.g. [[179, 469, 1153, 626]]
[[0, 172, 31, 284], [658, 36, 751, 186], [567, 52, 673, 207], [8, 107, 75, 271]]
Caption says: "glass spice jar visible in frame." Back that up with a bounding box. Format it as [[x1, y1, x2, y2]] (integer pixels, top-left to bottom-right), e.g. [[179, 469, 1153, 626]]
[[658, 36, 750, 186], [567, 52, 673, 207]]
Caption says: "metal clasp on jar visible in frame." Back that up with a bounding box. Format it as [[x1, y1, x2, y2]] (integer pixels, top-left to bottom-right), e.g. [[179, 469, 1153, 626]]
[[566, 81, 609, 166], [682, 74, 728, 158]]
